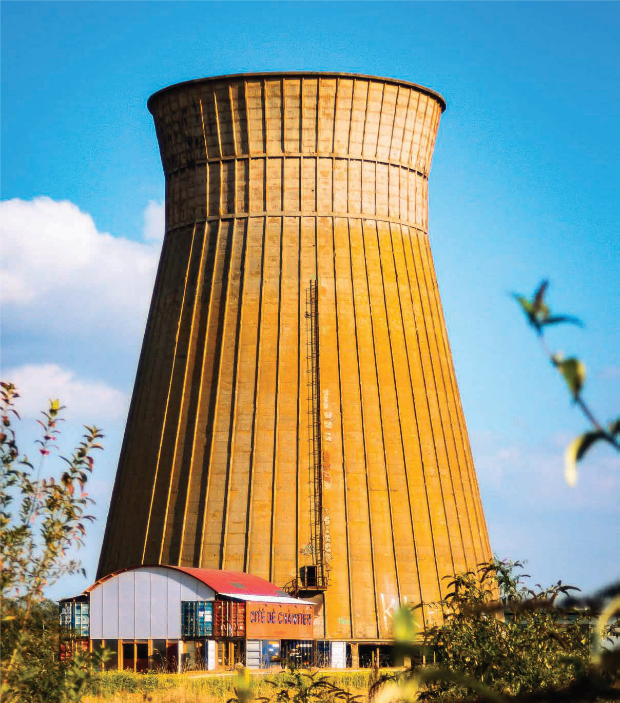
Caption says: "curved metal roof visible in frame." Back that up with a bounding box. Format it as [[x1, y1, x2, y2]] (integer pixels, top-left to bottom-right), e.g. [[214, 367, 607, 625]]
[[147, 71, 446, 113], [87, 564, 290, 598], [173, 566, 290, 597]]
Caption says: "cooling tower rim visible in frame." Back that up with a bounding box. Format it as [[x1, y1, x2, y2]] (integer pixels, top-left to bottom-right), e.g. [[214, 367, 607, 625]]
[[147, 71, 446, 113]]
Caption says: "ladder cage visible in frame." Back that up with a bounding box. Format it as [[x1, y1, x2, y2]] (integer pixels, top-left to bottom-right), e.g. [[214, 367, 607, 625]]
[[302, 281, 328, 592]]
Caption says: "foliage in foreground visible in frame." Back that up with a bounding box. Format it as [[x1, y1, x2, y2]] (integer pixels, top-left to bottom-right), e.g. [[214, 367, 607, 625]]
[[3, 278, 619, 703], [226, 667, 368, 703], [374, 559, 620, 703], [1, 382, 104, 702], [513, 279, 619, 485], [422, 560, 591, 698], [78, 669, 371, 702]]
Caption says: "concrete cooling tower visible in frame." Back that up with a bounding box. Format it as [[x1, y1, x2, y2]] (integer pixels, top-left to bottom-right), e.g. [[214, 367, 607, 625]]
[[98, 72, 492, 643]]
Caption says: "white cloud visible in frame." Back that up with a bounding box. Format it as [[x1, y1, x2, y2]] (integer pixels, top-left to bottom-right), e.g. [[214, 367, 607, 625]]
[[2, 268, 35, 304], [472, 429, 620, 510], [143, 199, 165, 242], [0, 196, 161, 351], [4, 363, 128, 422]]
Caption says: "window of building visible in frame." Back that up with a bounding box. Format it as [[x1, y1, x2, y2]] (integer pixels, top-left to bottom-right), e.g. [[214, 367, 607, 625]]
[[316, 640, 330, 667], [151, 639, 167, 672], [281, 640, 313, 667], [59, 601, 89, 637], [104, 640, 118, 670]]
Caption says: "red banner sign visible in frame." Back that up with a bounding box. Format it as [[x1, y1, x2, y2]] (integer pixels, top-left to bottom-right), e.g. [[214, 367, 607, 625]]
[[245, 601, 314, 639]]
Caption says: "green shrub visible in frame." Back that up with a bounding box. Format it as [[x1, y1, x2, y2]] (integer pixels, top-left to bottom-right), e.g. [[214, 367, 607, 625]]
[[1, 383, 105, 703]]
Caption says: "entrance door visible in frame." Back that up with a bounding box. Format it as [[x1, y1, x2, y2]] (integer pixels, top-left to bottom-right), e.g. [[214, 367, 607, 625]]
[[231, 640, 244, 666], [216, 640, 229, 669], [196, 640, 206, 670], [207, 640, 216, 670], [262, 640, 280, 669]]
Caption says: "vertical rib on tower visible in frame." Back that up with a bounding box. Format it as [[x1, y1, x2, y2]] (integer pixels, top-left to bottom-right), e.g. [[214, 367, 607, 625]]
[[98, 72, 492, 641]]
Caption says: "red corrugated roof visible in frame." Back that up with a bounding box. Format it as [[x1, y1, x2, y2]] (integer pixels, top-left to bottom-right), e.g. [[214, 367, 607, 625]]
[[171, 567, 289, 597], [86, 564, 289, 597]]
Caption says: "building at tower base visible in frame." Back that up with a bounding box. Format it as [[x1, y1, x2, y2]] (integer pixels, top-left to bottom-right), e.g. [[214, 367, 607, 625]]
[[98, 72, 493, 651]]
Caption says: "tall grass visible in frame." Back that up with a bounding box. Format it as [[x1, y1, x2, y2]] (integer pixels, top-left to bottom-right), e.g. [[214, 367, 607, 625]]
[[82, 669, 373, 702]]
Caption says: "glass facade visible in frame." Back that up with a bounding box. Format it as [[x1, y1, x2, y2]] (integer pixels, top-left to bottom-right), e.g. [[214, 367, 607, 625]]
[[316, 641, 330, 667], [281, 640, 313, 667], [151, 639, 167, 671], [261, 640, 281, 668]]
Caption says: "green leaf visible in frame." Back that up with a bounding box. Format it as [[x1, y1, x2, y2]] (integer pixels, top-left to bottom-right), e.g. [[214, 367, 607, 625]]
[[512, 294, 542, 333], [564, 431, 606, 486], [515, 280, 584, 338], [513, 294, 533, 315], [543, 314, 583, 328], [533, 279, 549, 309], [553, 356, 586, 397]]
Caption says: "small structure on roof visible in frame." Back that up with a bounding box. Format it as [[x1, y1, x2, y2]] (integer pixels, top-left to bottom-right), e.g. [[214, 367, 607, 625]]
[[60, 565, 316, 672]]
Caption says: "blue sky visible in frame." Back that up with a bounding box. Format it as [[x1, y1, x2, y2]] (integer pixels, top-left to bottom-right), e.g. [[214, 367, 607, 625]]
[[1, 2, 618, 601]]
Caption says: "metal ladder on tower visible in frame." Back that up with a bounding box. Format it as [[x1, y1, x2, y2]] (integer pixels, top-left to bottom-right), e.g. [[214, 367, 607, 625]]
[[284, 280, 329, 598]]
